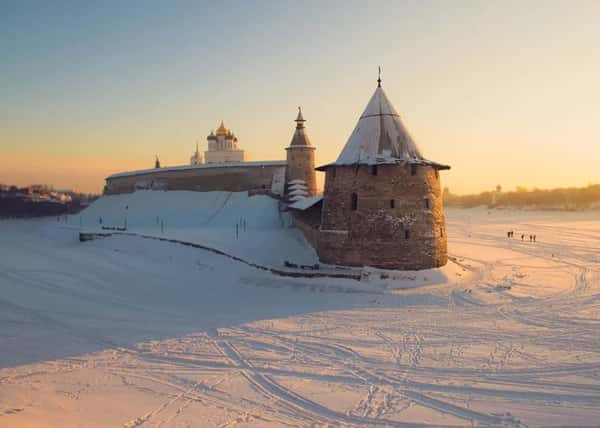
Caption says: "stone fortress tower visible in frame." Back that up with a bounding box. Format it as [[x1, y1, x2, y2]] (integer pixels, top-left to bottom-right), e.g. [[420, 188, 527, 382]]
[[103, 73, 450, 272], [315, 74, 450, 270], [285, 107, 317, 200]]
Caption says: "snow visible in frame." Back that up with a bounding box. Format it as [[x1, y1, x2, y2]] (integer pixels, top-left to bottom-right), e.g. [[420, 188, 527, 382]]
[[316, 86, 449, 171], [80, 191, 317, 267], [107, 160, 287, 179], [1, 205, 600, 426], [288, 194, 323, 211], [287, 189, 307, 197], [287, 181, 308, 199], [288, 183, 307, 190], [287, 180, 308, 198], [270, 167, 286, 195]]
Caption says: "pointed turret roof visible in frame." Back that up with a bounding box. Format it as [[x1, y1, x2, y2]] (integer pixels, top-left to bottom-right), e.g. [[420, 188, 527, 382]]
[[316, 77, 449, 171], [287, 106, 313, 148]]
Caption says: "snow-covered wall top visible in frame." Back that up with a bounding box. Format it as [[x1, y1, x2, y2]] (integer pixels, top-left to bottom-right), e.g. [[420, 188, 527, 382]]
[[316, 86, 449, 171], [107, 160, 288, 180]]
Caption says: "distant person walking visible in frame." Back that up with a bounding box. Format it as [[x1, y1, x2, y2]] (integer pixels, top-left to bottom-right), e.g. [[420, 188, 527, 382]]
[[533, 234, 537, 242], [521, 234, 525, 241]]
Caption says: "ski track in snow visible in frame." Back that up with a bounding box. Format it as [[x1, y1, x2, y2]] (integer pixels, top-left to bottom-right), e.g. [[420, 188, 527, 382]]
[[1, 206, 600, 426]]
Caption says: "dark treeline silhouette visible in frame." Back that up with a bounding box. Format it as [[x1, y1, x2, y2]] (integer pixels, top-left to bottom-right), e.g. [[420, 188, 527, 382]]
[[0, 183, 98, 218], [0, 198, 71, 218], [444, 184, 600, 210]]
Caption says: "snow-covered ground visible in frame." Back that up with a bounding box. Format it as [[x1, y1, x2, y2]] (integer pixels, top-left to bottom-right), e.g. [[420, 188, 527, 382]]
[[79, 191, 319, 266], [1, 199, 599, 427]]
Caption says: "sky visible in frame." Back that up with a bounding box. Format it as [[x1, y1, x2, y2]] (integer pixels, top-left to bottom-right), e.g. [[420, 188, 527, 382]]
[[1, 0, 599, 194]]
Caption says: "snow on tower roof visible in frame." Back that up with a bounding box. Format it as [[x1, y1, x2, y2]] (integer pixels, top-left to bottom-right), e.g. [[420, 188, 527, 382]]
[[316, 81, 449, 171]]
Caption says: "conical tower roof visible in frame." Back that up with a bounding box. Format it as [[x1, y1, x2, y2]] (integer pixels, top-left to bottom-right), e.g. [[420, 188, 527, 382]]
[[317, 80, 449, 171], [337, 86, 422, 162], [287, 107, 313, 148]]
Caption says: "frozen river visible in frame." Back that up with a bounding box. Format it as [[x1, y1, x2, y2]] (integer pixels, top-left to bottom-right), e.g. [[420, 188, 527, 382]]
[[1, 205, 599, 426]]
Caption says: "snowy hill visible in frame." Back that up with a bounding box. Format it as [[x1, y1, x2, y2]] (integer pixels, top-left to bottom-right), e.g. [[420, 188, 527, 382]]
[[79, 190, 318, 266]]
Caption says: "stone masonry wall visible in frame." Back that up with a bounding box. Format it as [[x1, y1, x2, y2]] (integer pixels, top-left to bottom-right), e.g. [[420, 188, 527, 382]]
[[292, 215, 320, 252], [285, 147, 317, 196], [105, 165, 286, 195], [318, 163, 447, 270], [290, 202, 322, 251]]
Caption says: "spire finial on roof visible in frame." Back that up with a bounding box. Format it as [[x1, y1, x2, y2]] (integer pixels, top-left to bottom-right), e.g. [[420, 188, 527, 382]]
[[295, 106, 306, 128], [377, 66, 382, 88]]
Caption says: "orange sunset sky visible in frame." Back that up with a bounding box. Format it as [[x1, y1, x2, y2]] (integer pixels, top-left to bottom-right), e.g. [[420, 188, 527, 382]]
[[2, 1, 599, 194]]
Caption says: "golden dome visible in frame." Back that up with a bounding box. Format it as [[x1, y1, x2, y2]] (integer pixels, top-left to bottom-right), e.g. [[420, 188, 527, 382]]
[[216, 120, 228, 136]]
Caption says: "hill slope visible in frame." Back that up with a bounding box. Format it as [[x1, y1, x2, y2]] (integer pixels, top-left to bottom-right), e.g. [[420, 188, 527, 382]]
[[80, 190, 318, 266]]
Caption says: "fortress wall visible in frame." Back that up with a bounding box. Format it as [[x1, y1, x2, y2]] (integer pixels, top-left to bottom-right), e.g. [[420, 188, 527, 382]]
[[317, 163, 447, 270], [290, 203, 322, 251], [105, 164, 286, 195], [291, 214, 320, 252]]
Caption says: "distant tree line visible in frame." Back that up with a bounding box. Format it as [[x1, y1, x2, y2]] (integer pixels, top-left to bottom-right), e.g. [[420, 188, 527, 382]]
[[0, 183, 99, 218], [444, 184, 600, 210]]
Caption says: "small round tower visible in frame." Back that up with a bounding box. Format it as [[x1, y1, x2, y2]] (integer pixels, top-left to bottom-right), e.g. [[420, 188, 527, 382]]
[[285, 107, 317, 198], [316, 76, 450, 270]]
